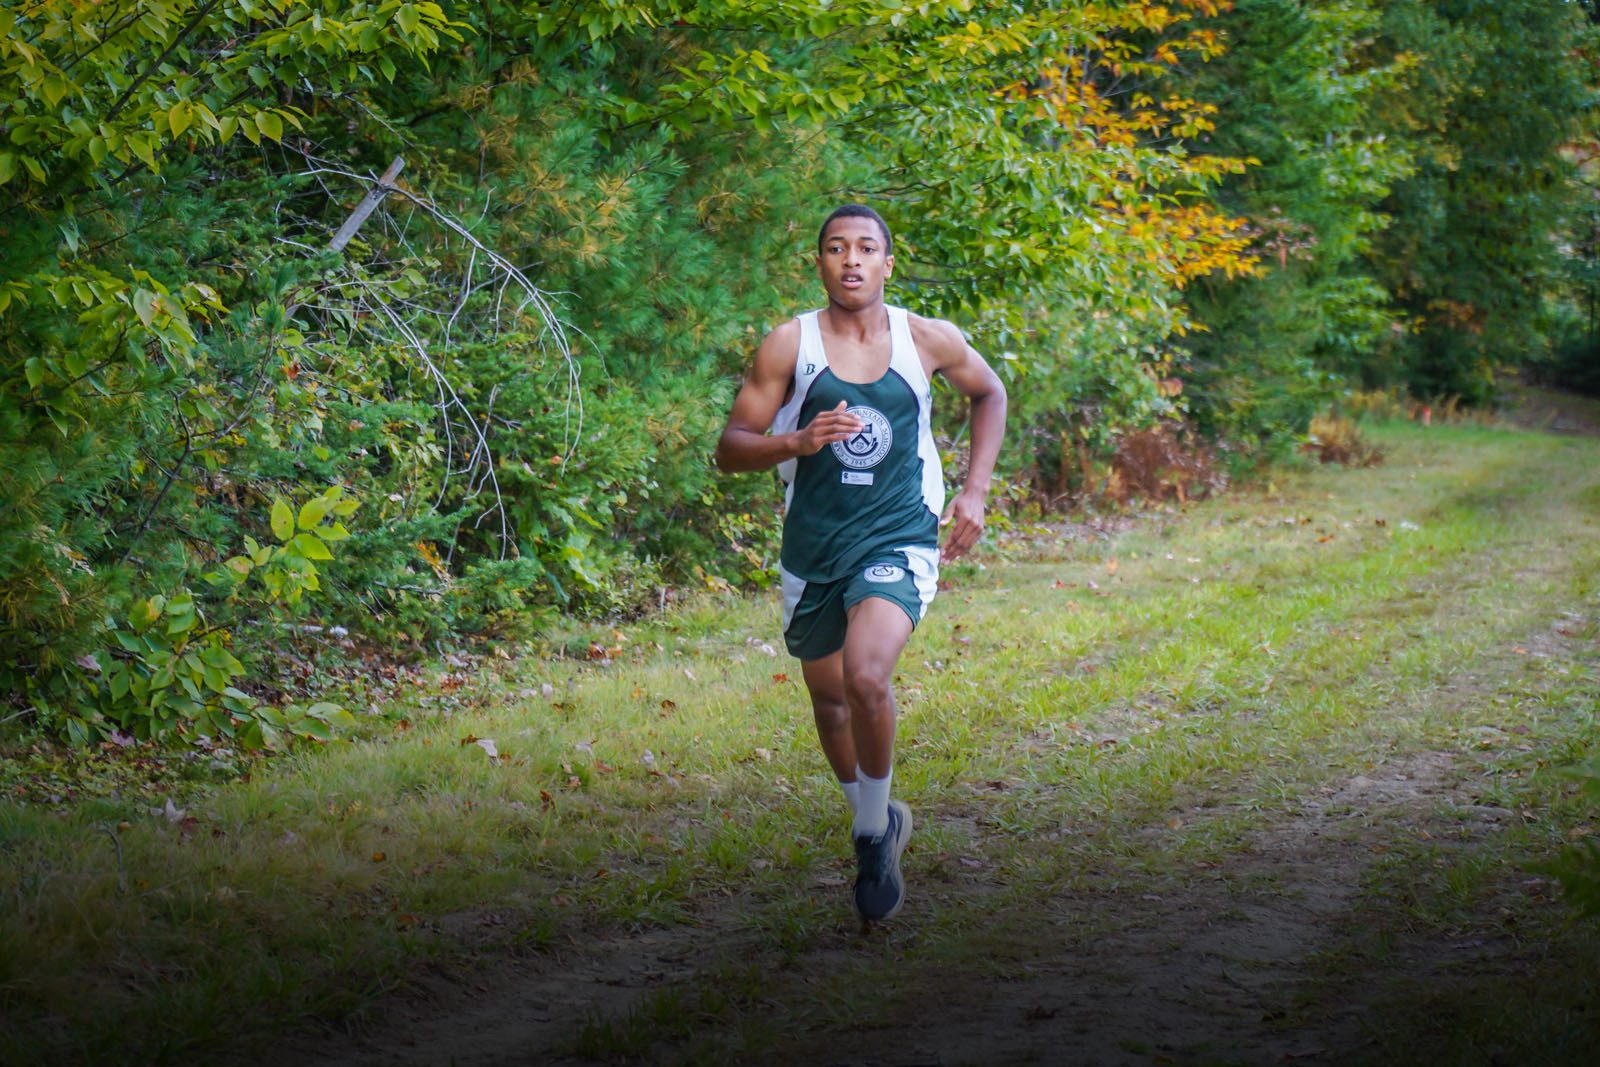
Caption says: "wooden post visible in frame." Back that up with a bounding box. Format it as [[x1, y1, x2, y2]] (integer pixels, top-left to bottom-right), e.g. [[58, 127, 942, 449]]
[[328, 156, 405, 253]]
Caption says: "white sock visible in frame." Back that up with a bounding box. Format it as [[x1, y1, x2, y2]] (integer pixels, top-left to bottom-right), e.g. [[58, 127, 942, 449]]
[[853, 767, 891, 839], [838, 777, 861, 815]]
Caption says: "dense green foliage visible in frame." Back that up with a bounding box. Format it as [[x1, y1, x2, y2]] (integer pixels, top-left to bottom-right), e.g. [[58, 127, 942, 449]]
[[1186, 0, 1595, 446], [1, 1, 1594, 743], [1183, 0, 1415, 454], [1363, 0, 1592, 403]]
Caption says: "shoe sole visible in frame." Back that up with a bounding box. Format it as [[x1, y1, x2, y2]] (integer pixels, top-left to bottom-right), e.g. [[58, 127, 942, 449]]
[[876, 799, 913, 921]]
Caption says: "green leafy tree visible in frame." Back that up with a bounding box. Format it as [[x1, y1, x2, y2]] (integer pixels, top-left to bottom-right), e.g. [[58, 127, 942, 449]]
[[1182, 0, 1417, 457], [1, 1, 454, 737], [9, 0, 1592, 747], [1364, 0, 1591, 402]]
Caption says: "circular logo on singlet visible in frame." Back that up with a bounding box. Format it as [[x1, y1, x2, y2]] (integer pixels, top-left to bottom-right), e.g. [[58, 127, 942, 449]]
[[831, 406, 892, 469], [864, 564, 904, 584]]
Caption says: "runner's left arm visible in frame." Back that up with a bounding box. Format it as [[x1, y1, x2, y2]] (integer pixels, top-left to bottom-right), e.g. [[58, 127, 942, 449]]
[[914, 318, 1007, 563]]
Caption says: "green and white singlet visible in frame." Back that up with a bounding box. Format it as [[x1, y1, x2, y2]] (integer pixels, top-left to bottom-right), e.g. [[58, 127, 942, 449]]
[[773, 305, 942, 638]]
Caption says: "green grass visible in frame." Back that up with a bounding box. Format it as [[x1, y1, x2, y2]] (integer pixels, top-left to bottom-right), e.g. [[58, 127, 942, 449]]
[[3, 418, 1600, 1065]]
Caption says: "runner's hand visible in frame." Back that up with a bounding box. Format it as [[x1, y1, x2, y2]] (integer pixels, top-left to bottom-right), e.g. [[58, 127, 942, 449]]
[[795, 400, 863, 456], [939, 489, 986, 563]]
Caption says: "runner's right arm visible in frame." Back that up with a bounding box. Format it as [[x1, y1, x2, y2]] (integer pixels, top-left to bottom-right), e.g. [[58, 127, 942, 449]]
[[715, 320, 863, 473]]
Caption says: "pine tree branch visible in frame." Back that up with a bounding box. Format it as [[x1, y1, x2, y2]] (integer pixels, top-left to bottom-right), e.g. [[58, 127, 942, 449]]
[[118, 405, 195, 562]]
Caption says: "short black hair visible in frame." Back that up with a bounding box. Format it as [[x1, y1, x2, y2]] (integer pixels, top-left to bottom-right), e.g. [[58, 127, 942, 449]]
[[818, 204, 892, 256]]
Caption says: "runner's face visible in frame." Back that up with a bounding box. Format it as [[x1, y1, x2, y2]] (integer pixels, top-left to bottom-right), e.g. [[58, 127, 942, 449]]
[[817, 218, 893, 309]]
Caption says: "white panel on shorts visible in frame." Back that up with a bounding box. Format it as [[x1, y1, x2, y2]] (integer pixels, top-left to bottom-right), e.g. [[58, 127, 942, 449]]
[[779, 564, 808, 631], [896, 544, 940, 620]]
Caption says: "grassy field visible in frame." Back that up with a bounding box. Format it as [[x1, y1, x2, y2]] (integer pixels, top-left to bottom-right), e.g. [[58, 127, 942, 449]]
[[3, 415, 1599, 1065]]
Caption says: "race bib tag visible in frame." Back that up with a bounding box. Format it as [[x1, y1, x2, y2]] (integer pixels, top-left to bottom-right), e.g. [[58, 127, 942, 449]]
[[841, 471, 874, 486]]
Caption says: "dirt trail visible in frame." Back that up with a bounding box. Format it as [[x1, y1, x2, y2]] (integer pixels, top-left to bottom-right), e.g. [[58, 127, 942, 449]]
[[288, 732, 1541, 1066], [835, 751, 1468, 1067], [283, 421, 1600, 1067], [289, 922, 747, 1066]]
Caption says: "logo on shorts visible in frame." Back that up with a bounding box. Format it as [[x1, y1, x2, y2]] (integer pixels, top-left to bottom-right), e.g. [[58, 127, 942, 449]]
[[863, 564, 904, 584], [831, 406, 892, 469]]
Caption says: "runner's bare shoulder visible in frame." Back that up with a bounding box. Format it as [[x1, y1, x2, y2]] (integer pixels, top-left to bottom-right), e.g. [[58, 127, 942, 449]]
[[905, 312, 969, 374], [752, 317, 804, 377]]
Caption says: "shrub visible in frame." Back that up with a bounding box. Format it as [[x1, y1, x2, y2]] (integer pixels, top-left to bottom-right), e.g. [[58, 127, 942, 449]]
[[1537, 305, 1600, 398], [1300, 413, 1384, 467], [15, 490, 355, 747], [1106, 423, 1227, 506]]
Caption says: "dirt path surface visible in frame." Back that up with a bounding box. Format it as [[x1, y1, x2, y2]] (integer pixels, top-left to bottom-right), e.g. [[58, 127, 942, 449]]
[[264, 420, 1600, 1067], [834, 752, 1469, 1067], [288, 634, 1593, 1066], [283, 753, 1547, 1066]]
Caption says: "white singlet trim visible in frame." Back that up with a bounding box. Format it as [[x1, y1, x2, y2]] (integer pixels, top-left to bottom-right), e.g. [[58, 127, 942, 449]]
[[770, 306, 943, 521]]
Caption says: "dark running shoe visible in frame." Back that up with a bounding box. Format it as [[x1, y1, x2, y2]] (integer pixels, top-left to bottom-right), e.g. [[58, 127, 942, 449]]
[[853, 799, 913, 921]]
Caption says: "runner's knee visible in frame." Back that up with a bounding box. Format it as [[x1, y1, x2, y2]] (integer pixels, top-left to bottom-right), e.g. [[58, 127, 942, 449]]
[[843, 664, 892, 714], [811, 694, 850, 732]]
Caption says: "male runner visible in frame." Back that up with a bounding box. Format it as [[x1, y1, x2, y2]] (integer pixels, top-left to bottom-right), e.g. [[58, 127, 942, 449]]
[[715, 204, 1006, 921]]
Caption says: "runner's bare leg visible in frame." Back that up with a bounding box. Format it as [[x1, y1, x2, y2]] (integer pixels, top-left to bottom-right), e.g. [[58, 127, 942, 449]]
[[841, 596, 914, 779], [801, 651, 858, 783]]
